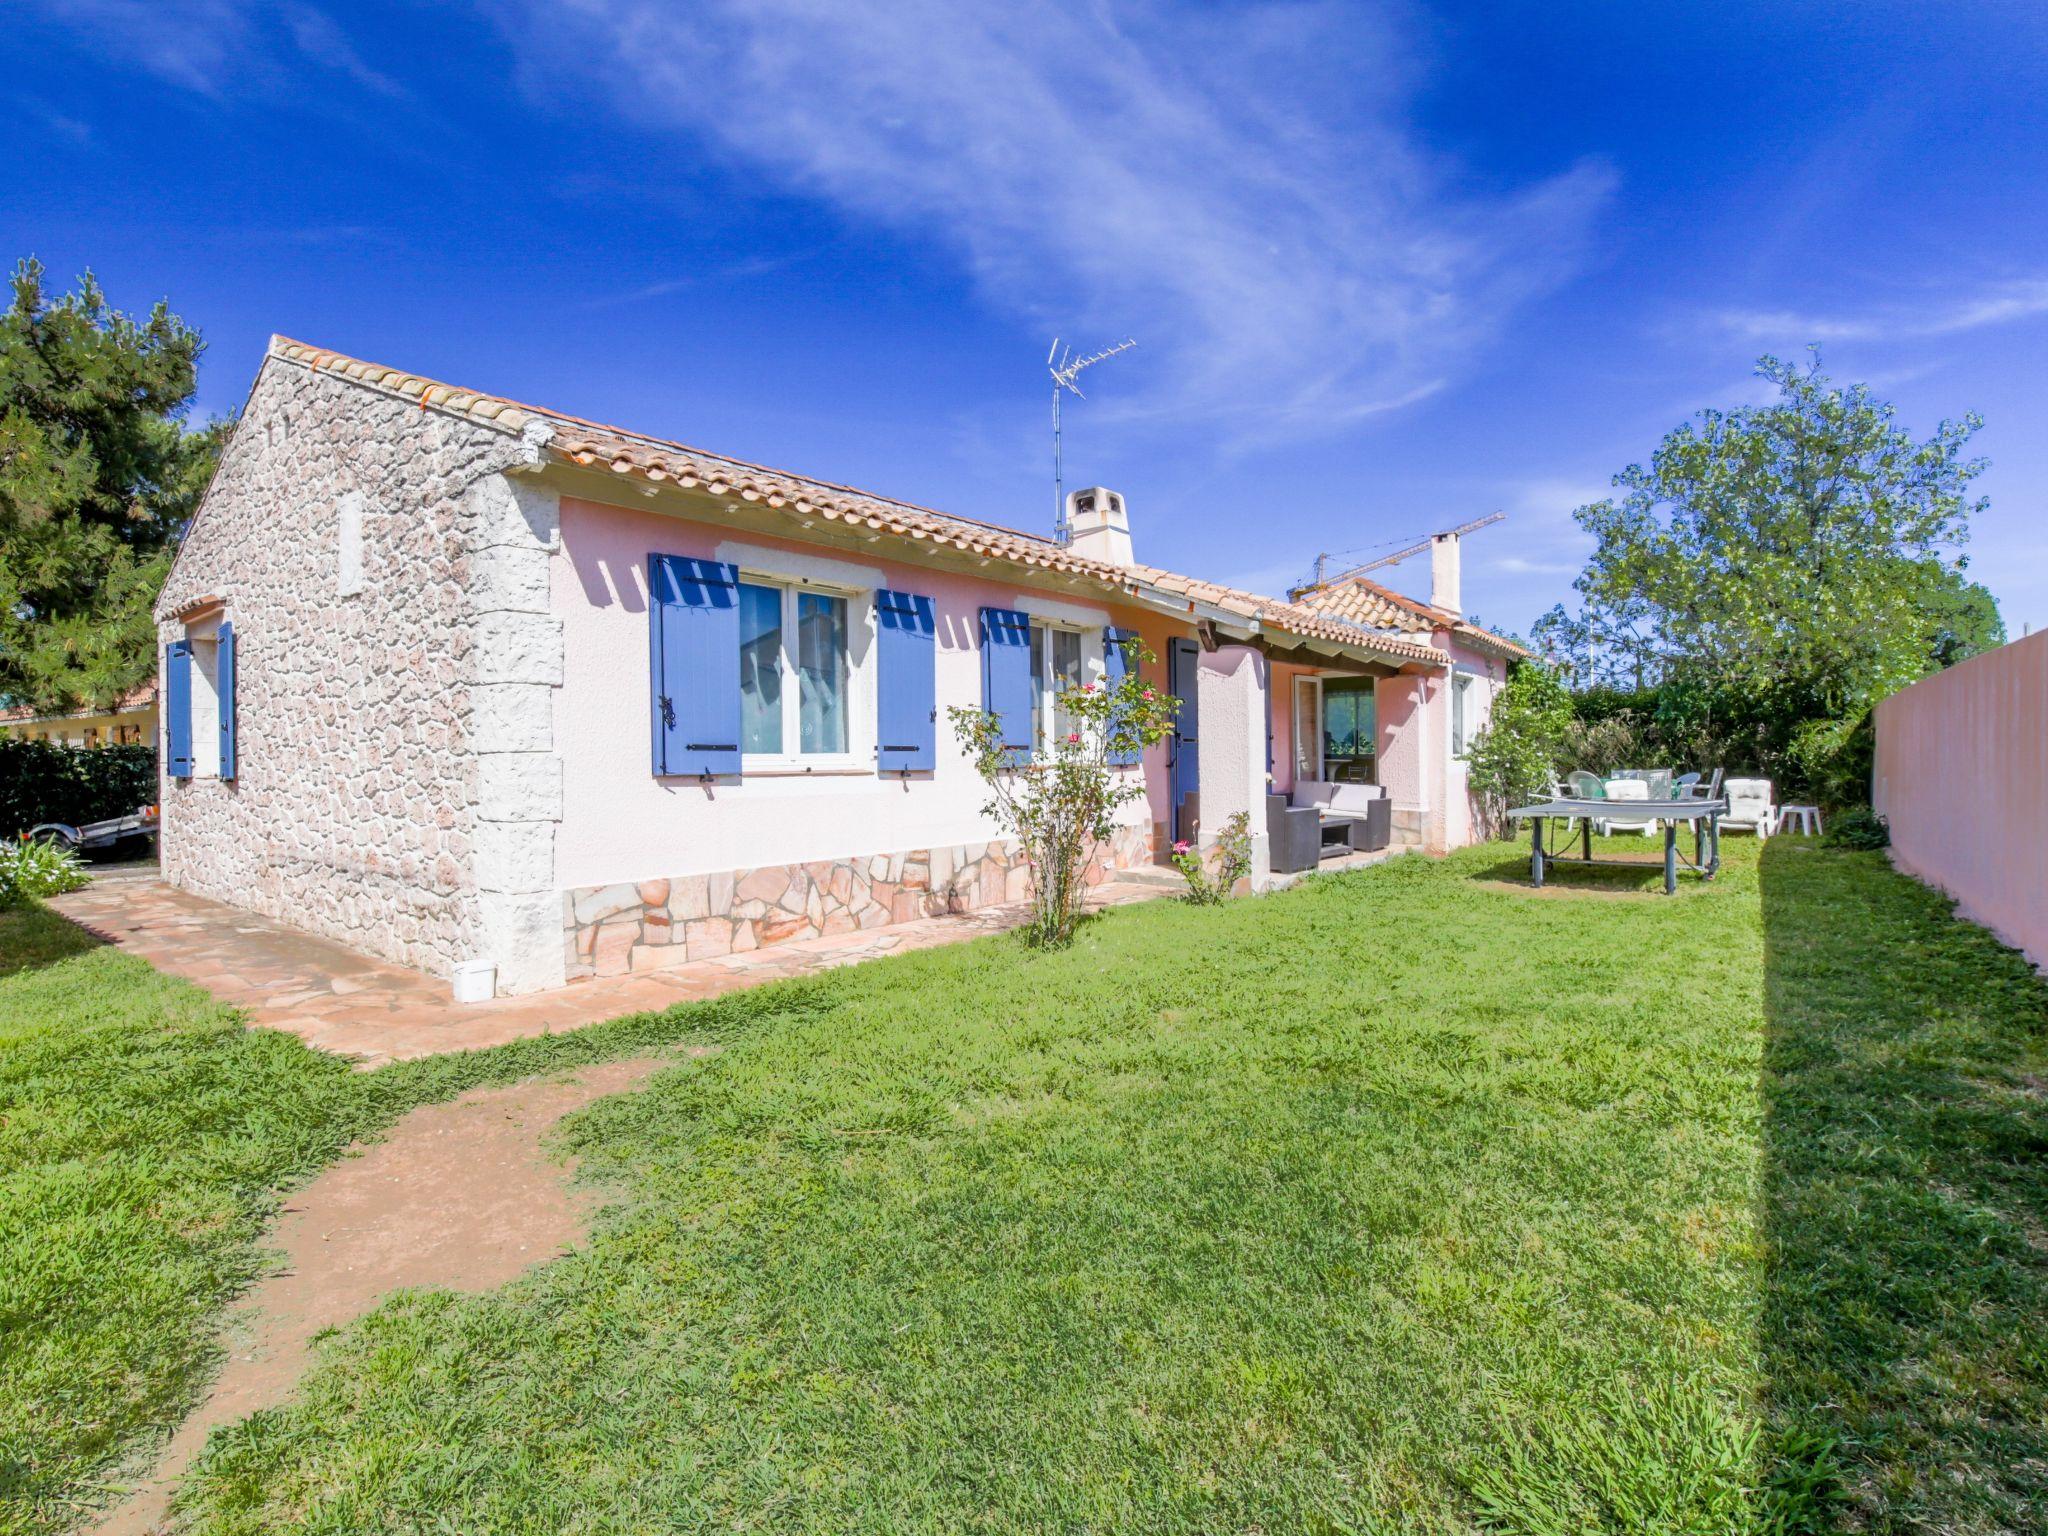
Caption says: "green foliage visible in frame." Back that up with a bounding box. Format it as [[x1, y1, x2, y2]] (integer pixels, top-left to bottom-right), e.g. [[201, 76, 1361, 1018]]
[[1169, 809, 1250, 903], [1535, 353, 2004, 807], [1464, 660, 1574, 833], [0, 260, 226, 714], [0, 739, 157, 837], [11, 841, 2048, 1533], [1463, 1379, 1836, 1535], [1820, 805, 1890, 850], [948, 641, 1178, 946], [0, 838, 90, 906]]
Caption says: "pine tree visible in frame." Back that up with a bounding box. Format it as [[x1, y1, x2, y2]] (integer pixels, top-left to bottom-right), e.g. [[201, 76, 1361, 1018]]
[[0, 259, 225, 712]]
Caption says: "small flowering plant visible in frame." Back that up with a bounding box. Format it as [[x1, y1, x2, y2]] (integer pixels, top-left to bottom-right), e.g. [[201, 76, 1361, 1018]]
[[0, 834, 90, 908], [1170, 810, 1252, 905], [950, 639, 1179, 947]]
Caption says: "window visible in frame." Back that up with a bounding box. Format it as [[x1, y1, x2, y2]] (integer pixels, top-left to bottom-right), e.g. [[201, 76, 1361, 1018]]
[[1293, 676, 1323, 781], [1451, 671, 1477, 758], [1322, 680, 1377, 784], [1030, 622, 1085, 747], [736, 578, 854, 765]]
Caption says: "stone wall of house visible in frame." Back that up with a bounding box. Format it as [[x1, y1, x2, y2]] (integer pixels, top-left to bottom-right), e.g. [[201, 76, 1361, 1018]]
[[155, 355, 543, 979], [563, 824, 1154, 980]]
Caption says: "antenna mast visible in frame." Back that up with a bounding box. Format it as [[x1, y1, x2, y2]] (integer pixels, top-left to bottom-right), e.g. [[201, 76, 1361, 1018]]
[[1047, 337, 1135, 543]]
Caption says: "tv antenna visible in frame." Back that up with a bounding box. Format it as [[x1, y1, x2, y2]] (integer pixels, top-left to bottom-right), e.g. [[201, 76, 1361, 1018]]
[[1047, 336, 1135, 543]]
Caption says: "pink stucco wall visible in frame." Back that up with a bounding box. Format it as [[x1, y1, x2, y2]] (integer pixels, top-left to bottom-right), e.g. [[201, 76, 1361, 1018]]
[[1875, 630, 2048, 970], [550, 495, 1180, 889]]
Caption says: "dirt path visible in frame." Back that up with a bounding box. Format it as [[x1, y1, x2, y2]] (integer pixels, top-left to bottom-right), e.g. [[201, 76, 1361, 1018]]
[[91, 1054, 690, 1535]]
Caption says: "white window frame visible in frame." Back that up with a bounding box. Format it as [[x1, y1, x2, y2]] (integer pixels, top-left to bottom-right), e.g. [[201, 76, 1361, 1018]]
[[183, 613, 225, 779], [735, 572, 875, 775], [1293, 675, 1324, 782], [1028, 617, 1103, 751], [1450, 669, 1478, 759]]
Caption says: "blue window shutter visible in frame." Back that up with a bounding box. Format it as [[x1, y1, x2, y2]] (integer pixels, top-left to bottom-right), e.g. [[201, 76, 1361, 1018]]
[[217, 621, 237, 780], [1102, 626, 1142, 766], [165, 640, 194, 779], [648, 555, 742, 777], [875, 589, 937, 772], [979, 607, 1034, 763]]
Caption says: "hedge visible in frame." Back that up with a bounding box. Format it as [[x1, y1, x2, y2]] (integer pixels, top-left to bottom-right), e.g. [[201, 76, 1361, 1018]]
[[0, 739, 158, 839]]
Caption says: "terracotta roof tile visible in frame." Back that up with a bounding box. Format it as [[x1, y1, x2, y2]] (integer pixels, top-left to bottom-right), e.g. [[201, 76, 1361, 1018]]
[[265, 337, 1452, 669], [1294, 573, 1529, 657]]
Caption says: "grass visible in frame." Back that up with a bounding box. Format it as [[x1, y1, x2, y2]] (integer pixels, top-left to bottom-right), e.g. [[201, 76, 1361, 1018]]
[[2, 837, 2045, 1533]]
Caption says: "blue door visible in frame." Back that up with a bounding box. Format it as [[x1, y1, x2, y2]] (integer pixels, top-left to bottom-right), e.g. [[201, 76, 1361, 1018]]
[[1168, 638, 1200, 843]]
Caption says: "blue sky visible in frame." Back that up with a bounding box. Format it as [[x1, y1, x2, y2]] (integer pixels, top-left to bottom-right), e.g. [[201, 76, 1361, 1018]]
[[9, 1, 2048, 639]]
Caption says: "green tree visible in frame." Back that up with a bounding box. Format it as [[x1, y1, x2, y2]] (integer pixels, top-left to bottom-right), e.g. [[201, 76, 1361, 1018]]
[[1542, 351, 2001, 707], [0, 260, 225, 713], [1465, 659, 1575, 836]]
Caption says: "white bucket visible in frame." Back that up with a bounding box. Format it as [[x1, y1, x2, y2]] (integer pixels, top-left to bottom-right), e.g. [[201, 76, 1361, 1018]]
[[450, 960, 497, 1004]]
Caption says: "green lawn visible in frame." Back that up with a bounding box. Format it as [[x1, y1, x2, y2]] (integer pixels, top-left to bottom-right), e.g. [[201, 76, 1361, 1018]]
[[5, 839, 2046, 1534]]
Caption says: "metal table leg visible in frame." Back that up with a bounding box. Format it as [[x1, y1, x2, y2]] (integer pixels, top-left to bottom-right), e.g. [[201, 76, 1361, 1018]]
[[1530, 816, 1545, 888], [1663, 821, 1677, 895]]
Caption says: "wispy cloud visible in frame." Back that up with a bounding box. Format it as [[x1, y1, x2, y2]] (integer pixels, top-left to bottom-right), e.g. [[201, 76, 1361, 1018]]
[[33, 0, 252, 97], [282, 4, 406, 97], [1710, 277, 2048, 344], [495, 0, 1613, 439], [28, 0, 403, 99], [17, 95, 94, 145]]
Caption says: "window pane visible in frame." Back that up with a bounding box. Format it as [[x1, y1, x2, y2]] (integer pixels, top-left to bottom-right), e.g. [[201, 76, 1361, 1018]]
[[1051, 628, 1083, 738], [1030, 626, 1048, 747], [1295, 680, 1320, 779], [739, 582, 783, 755], [798, 590, 848, 754], [1324, 692, 1355, 759]]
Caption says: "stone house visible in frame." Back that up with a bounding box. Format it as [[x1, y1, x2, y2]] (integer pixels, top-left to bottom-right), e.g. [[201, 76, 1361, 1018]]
[[156, 338, 1523, 996]]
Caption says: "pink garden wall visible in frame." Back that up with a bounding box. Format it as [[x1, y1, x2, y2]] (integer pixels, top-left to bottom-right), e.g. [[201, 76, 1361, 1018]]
[[1874, 630, 2048, 970]]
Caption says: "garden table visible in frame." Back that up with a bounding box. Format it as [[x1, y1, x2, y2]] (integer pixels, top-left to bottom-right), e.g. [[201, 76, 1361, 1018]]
[[1505, 796, 1727, 895]]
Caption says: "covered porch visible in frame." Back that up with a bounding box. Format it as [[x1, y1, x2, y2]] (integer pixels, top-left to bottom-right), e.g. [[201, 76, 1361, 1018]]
[[1145, 622, 1460, 882]]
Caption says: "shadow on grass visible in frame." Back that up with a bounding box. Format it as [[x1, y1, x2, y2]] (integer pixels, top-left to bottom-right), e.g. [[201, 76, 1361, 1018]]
[[0, 902, 104, 980], [1463, 829, 1726, 898], [1759, 840, 2048, 1531]]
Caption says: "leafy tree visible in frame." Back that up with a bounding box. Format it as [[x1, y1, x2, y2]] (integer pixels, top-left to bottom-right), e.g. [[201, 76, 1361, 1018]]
[[0, 260, 225, 713], [1465, 659, 1574, 836], [1540, 351, 2001, 707]]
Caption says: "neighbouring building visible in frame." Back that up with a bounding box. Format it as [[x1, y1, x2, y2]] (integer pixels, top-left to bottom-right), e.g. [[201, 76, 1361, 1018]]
[[0, 683, 157, 747], [155, 338, 1524, 996]]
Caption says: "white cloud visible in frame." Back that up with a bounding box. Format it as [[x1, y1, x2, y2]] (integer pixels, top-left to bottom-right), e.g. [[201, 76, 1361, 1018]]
[[497, 0, 1612, 439], [28, 1, 403, 100], [33, 0, 251, 97], [1710, 277, 2048, 344]]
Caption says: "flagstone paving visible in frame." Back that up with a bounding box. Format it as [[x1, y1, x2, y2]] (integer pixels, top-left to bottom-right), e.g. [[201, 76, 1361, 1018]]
[[47, 866, 1170, 1066]]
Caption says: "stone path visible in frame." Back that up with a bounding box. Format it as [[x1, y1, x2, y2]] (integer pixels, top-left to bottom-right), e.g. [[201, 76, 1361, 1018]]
[[48, 868, 1167, 1065]]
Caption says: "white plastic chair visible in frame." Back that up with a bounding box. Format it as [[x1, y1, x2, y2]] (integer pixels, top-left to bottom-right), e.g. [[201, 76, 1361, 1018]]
[[1721, 778, 1776, 837], [1598, 776, 1660, 837]]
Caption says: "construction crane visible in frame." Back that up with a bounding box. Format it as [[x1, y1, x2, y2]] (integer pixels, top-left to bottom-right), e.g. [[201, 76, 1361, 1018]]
[[1296, 512, 1506, 597]]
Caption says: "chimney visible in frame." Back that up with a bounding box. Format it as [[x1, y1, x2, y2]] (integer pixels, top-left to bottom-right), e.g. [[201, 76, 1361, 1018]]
[[1065, 486, 1133, 565], [1430, 531, 1462, 616]]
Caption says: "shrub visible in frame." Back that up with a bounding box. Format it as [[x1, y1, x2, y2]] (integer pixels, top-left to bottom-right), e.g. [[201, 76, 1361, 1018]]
[[1466, 661, 1574, 835], [1822, 805, 1891, 851], [0, 837, 91, 907], [1170, 811, 1251, 904], [0, 739, 156, 838], [950, 642, 1179, 947]]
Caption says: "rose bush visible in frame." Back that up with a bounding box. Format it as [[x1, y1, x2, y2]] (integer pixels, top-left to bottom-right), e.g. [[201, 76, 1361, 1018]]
[[950, 641, 1179, 947]]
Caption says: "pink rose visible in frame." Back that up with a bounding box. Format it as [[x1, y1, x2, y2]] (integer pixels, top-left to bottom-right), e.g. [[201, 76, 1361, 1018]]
[[1065, 732, 1081, 744], [1172, 840, 1191, 854], [1081, 682, 1097, 692], [1141, 688, 1156, 699]]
